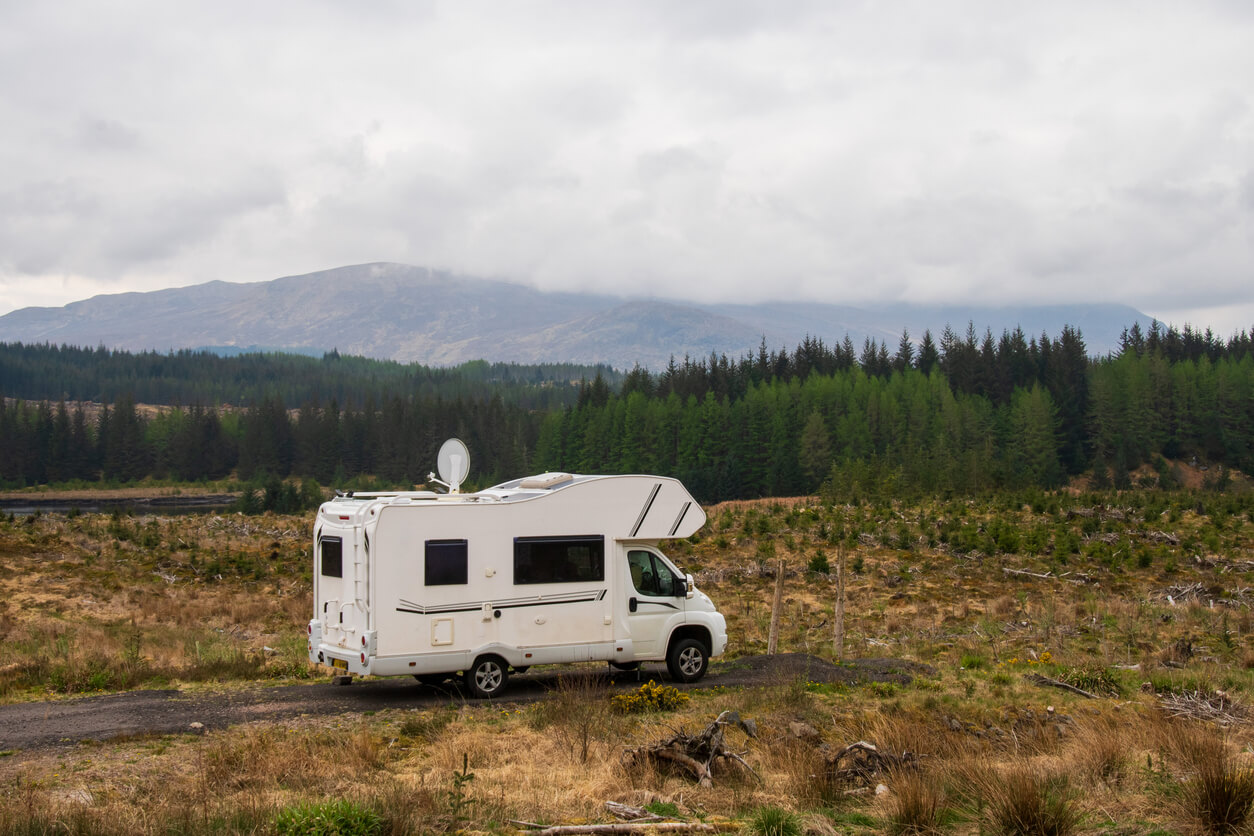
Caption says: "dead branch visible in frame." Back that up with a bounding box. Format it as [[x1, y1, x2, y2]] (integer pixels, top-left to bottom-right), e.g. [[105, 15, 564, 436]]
[[825, 740, 918, 787], [1023, 672, 1097, 699], [604, 802, 662, 822], [1003, 568, 1055, 580], [1159, 690, 1252, 727]]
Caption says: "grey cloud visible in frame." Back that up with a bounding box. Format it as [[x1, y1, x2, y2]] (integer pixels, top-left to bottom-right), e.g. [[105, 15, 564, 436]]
[[1, 1, 1253, 336], [1241, 171, 1254, 211], [74, 116, 143, 153]]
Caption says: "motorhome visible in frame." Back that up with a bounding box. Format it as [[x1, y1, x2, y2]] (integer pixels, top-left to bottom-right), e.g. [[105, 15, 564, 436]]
[[308, 461, 727, 698]]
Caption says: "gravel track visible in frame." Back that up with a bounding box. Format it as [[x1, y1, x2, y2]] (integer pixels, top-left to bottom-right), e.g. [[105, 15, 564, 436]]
[[0, 655, 931, 754]]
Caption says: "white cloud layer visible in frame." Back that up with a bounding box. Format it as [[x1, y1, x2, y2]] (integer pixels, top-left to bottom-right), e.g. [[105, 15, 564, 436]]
[[1, 1, 1252, 332]]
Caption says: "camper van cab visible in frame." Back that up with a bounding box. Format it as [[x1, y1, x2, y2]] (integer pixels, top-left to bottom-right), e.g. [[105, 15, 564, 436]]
[[308, 471, 727, 698]]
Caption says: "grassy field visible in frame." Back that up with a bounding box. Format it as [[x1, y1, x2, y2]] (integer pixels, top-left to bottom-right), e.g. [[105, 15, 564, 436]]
[[2, 487, 1254, 834]]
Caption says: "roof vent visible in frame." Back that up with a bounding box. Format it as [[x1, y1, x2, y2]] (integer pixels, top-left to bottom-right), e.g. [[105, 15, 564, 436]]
[[519, 472, 575, 490]]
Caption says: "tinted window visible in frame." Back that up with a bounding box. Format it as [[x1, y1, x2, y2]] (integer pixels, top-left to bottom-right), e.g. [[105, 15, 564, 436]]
[[320, 536, 343, 578], [425, 539, 468, 586], [514, 536, 604, 584], [628, 550, 678, 597]]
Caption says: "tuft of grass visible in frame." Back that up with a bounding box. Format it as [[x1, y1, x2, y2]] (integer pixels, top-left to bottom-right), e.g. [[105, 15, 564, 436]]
[[645, 800, 681, 818], [399, 708, 456, 742], [963, 762, 1081, 836], [745, 805, 803, 836], [886, 770, 948, 835], [1069, 717, 1129, 786], [273, 799, 383, 836], [1170, 725, 1254, 835]]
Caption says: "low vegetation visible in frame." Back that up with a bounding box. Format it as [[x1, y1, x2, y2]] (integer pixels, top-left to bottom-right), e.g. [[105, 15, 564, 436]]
[[0, 483, 1252, 833]]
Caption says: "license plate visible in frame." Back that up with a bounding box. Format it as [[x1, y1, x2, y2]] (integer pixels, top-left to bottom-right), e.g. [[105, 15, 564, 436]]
[[330, 657, 348, 671]]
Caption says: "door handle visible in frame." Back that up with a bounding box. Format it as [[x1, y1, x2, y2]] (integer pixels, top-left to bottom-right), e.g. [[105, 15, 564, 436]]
[[629, 597, 638, 613]]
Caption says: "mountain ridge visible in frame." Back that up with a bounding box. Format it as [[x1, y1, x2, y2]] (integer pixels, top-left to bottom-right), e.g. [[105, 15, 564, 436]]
[[0, 262, 1152, 368]]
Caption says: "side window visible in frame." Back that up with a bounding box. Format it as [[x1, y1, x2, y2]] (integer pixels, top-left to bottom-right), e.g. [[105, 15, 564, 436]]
[[514, 536, 604, 584], [628, 550, 678, 597], [320, 536, 343, 578], [425, 539, 468, 586]]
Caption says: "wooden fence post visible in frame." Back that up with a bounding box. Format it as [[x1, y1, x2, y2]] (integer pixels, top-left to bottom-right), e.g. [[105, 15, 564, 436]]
[[834, 548, 846, 660], [767, 558, 785, 654]]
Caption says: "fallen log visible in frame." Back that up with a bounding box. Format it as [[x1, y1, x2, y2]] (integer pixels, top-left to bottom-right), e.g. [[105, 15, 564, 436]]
[[513, 823, 719, 835]]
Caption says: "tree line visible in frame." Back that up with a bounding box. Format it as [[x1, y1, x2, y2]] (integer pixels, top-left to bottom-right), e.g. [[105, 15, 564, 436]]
[[1, 320, 1251, 500], [0, 343, 618, 410]]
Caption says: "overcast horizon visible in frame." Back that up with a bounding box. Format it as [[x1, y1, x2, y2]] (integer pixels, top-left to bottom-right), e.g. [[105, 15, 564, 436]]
[[2, 2, 1252, 335]]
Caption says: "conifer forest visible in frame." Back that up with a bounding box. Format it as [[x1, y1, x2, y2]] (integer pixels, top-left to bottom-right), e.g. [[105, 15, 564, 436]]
[[1, 320, 1251, 501]]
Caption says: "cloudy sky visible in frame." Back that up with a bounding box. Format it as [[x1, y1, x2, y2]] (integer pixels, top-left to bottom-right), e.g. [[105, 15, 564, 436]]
[[1, 1, 1251, 332]]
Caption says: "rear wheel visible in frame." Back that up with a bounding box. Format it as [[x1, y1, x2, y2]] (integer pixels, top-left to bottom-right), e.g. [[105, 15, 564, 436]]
[[464, 656, 509, 698], [666, 638, 708, 683]]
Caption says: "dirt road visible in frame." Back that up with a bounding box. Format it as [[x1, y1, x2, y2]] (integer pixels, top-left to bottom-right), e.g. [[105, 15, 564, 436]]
[[0, 655, 929, 753]]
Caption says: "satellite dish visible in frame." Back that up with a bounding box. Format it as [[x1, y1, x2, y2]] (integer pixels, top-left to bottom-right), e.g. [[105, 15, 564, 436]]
[[437, 438, 471, 493]]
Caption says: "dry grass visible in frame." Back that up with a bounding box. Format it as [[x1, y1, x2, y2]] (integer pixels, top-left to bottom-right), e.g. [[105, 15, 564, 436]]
[[884, 769, 948, 835], [0, 489, 1252, 831]]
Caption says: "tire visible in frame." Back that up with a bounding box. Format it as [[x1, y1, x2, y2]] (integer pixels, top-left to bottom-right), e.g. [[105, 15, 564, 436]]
[[414, 674, 448, 686], [666, 638, 708, 683], [464, 656, 509, 698], [609, 661, 640, 671]]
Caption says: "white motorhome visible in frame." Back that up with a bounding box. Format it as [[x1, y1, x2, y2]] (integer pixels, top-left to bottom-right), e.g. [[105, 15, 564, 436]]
[[307, 468, 727, 698]]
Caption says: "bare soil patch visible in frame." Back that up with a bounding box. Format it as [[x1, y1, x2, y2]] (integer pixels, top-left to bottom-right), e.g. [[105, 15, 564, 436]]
[[717, 652, 934, 685]]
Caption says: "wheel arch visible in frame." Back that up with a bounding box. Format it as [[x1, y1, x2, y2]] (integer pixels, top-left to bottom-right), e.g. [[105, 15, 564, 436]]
[[666, 625, 711, 657]]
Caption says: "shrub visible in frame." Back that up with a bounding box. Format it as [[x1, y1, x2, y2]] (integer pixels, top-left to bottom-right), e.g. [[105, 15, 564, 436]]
[[610, 680, 689, 714], [1059, 665, 1123, 697], [273, 799, 383, 836]]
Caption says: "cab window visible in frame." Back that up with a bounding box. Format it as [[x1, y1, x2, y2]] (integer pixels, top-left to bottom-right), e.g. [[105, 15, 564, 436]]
[[628, 550, 678, 597]]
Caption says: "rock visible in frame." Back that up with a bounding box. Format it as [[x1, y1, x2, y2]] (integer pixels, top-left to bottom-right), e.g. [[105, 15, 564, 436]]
[[875, 783, 889, 796], [189, 721, 204, 733], [789, 721, 822, 743]]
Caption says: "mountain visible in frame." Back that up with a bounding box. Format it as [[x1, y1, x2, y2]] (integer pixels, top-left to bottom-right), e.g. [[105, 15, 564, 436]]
[[0, 262, 1151, 368]]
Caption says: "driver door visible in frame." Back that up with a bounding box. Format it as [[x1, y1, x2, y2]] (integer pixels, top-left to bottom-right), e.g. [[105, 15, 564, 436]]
[[624, 548, 684, 657]]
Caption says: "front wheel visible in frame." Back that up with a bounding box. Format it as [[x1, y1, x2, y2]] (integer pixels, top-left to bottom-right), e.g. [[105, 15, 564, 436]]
[[666, 638, 708, 683], [464, 656, 509, 698]]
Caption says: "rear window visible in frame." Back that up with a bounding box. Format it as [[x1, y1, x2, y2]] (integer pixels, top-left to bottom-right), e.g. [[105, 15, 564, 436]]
[[425, 539, 468, 586], [513, 535, 604, 584], [320, 536, 343, 578]]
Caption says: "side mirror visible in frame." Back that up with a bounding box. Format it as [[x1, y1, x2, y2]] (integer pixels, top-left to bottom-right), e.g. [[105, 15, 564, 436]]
[[685, 573, 695, 599]]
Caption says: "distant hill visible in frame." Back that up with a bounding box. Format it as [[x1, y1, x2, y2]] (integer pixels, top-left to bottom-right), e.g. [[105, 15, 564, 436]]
[[0, 262, 1151, 367]]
